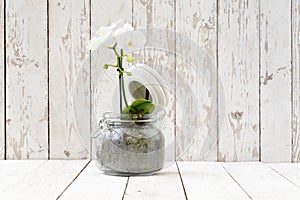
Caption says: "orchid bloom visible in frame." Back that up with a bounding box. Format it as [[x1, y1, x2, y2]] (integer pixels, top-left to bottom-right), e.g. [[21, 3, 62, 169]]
[[114, 23, 146, 51], [87, 20, 121, 52], [87, 21, 145, 52]]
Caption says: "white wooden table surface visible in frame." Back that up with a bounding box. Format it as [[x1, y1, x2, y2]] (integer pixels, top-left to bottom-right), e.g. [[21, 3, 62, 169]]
[[1, 161, 300, 200]]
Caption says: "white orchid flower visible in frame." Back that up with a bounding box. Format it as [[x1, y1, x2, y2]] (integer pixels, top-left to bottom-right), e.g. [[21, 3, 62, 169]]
[[87, 20, 145, 52], [87, 20, 122, 52], [114, 23, 146, 51], [113, 23, 134, 36], [96, 20, 121, 36], [86, 34, 111, 52]]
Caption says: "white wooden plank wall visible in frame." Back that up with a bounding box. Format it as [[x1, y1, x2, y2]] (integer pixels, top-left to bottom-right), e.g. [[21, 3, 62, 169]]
[[218, 0, 260, 161], [49, 0, 90, 159], [260, 0, 292, 162], [0, 0, 299, 162], [5, 0, 48, 159], [176, 0, 217, 161]]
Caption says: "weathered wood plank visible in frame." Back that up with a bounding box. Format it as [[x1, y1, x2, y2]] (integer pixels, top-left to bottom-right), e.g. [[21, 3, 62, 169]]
[[0, 160, 46, 192], [0, 160, 88, 200], [218, 0, 260, 161], [49, 0, 90, 159], [132, 0, 176, 162], [222, 162, 300, 199], [124, 164, 185, 200], [267, 163, 300, 187], [292, 0, 300, 162], [5, 0, 48, 159], [0, 0, 4, 159], [58, 161, 128, 200], [178, 162, 250, 199], [176, 0, 217, 161], [260, 0, 292, 162]]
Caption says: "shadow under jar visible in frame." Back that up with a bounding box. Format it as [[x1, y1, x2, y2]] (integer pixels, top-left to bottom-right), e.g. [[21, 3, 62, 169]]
[[93, 112, 165, 176]]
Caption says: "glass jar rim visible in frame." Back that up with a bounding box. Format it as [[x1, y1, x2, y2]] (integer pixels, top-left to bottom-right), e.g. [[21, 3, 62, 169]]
[[101, 105, 166, 125]]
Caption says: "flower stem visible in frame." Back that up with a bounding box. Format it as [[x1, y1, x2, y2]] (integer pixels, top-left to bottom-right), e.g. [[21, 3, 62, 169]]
[[119, 49, 129, 108], [121, 75, 128, 107], [109, 42, 120, 57], [113, 48, 119, 57], [110, 44, 130, 112]]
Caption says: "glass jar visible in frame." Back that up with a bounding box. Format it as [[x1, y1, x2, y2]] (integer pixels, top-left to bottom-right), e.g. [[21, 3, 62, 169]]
[[92, 112, 165, 176]]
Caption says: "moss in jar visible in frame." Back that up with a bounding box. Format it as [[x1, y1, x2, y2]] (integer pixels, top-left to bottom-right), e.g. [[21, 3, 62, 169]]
[[98, 123, 165, 175]]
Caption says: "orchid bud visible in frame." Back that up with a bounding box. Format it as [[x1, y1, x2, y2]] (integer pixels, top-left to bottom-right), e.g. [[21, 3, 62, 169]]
[[102, 64, 108, 69], [126, 55, 135, 63], [126, 71, 132, 76]]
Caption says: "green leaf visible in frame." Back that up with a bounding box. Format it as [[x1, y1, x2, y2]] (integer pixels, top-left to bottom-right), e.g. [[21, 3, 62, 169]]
[[121, 99, 156, 120], [134, 102, 155, 114], [130, 99, 152, 108], [144, 103, 155, 114]]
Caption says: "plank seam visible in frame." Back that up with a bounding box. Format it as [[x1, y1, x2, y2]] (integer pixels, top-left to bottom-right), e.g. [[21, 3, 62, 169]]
[[291, 0, 294, 163], [216, 0, 220, 161], [174, 0, 177, 161], [131, 0, 133, 27], [3, 0, 6, 160], [221, 164, 253, 200], [258, 0, 262, 162], [121, 177, 129, 200], [47, 0, 50, 160], [176, 162, 188, 200], [56, 160, 91, 200], [290, 0, 293, 163], [89, 0, 92, 160], [267, 165, 300, 189]]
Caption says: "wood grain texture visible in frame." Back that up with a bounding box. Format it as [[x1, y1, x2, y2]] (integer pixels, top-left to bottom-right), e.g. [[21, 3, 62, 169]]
[[49, 0, 90, 159], [260, 0, 292, 162], [218, 0, 260, 161], [292, 0, 300, 162], [176, 0, 217, 161], [132, 0, 176, 162], [5, 0, 48, 159], [0, 0, 4, 159]]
